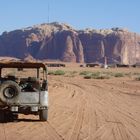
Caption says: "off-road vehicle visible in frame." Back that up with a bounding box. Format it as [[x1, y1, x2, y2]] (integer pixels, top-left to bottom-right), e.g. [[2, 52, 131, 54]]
[[0, 61, 48, 122]]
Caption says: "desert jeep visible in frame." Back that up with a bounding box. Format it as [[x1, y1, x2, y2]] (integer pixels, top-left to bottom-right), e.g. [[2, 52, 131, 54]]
[[0, 62, 48, 122]]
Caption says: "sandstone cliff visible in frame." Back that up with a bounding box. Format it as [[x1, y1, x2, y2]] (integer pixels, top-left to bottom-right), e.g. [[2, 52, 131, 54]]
[[0, 22, 140, 64]]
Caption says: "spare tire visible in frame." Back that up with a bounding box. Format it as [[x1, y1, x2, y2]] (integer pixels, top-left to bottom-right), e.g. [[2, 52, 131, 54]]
[[0, 80, 20, 104]]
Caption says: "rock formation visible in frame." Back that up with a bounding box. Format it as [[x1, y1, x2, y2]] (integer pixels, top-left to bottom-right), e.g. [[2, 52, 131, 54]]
[[0, 22, 140, 64]]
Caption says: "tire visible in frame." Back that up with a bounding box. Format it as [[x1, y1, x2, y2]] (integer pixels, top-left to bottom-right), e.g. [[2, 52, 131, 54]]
[[39, 109, 48, 121], [0, 80, 20, 104], [0, 110, 5, 123], [2, 111, 17, 122], [5, 112, 14, 122]]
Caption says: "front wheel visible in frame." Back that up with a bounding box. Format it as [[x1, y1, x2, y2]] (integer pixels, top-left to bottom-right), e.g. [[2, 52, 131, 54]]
[[39, 109, 48, 121]]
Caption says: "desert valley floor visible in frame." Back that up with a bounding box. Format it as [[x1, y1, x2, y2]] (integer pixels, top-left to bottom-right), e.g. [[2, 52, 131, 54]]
[[0, 65, 140, 140]]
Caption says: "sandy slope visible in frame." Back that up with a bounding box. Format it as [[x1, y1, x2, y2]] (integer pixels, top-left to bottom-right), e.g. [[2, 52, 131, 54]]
[[0, 69, 140, 140]]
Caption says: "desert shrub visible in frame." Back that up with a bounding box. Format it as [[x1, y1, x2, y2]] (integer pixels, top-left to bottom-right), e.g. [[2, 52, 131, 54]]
[[113, 73, 124, 77], [84, 75, 92, 79], [102, 71, 113, 76], [48, 71, 55, 75], [48, 70, 65, 75], [79, 71, 91, 75], [92, 73, 110, 79], [81, 71, 100, 79], [135, 76, 140, 81], [133, 72, 140, 76], [83, 72, 110, 79], [90, 72, 100, 79], [95, 74, 110, 79], [54, 70, 65, 75], [83, 72, 93, 79]]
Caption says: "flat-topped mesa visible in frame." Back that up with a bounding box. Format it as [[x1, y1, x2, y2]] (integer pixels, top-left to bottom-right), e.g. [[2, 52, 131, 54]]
[[78, 27, 140, 64], [79, 27, 129, 35], [22, 22, 75, 34], [0, 22, 140, 64]]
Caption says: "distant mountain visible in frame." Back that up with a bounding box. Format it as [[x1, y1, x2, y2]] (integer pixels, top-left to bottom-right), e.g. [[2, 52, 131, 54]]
[[0, 22, 140, 64]]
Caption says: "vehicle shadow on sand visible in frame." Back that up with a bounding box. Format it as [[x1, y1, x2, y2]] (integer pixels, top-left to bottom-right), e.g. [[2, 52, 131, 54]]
[[16, 118, 41, 122], [0, 118, 42, 123]]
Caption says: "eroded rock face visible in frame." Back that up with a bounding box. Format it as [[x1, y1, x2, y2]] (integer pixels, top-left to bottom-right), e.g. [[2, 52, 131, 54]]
[[36, 30, 84, 63], [79, 28, 140, 64], [78, 32, 105, 63], [0, 23, 140, 64]]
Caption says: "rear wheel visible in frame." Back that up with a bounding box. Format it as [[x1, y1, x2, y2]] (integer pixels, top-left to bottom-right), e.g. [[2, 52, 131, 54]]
[[5, 112, 15, 122], [0, 110, 5, 122], [0, 111, 17, 122], [39, 109, 48, 121]]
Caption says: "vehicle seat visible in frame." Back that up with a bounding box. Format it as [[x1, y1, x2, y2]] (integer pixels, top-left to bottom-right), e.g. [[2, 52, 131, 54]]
[[27, 77, 40, 91]]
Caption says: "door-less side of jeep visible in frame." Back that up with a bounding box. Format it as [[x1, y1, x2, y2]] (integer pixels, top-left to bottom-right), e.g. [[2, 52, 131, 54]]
[[0, 62, 48, 122]]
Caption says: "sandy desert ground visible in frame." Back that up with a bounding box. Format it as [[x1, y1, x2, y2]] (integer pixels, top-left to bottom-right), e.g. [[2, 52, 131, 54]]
[[0, 64, 140, 140]]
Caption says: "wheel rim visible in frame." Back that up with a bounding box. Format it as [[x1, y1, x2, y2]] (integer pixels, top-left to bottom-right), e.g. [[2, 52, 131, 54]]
[[3, 87, 16, 99]]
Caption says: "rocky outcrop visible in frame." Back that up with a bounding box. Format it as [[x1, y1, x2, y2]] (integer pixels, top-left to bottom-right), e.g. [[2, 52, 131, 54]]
[[0, 22, 140, 64], [36, 30, 84, 62], [79, 28, 140, 64]]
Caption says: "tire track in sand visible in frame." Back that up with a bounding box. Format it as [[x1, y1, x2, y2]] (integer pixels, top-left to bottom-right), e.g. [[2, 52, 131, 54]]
[[0, 121, 64, 140]]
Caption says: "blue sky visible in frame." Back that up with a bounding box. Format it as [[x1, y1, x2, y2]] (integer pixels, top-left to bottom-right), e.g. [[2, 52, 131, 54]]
[[0, 0, 140, 34]]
